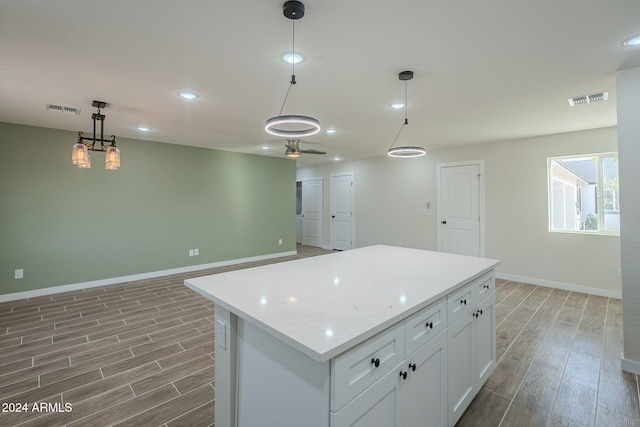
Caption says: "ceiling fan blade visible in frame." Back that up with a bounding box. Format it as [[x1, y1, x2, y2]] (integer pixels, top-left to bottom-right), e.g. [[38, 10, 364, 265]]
[[300, 149, 326, 155]]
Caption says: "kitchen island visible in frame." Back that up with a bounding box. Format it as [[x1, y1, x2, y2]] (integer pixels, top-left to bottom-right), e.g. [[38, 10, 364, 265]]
[[185, 245, 500, 427]]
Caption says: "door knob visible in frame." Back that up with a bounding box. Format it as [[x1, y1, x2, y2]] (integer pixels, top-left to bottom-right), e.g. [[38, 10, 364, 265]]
[[441, 220, 447, 224]]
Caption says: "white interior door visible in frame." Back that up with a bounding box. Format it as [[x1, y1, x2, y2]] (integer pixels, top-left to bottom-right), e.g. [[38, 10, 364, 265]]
[[437, 162, 483, 257], [301, 179, 323, 248], [330, 173, 354, 251]]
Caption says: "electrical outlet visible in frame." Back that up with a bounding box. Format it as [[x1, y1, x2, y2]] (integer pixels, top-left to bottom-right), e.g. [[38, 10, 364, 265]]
[[15, 269, 23, 279], [194, 248, 199, 256], [189, 249, 194, 257], [278, 239, 282, 245]]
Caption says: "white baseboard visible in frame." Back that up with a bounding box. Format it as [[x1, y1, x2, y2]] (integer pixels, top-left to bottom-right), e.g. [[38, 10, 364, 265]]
[[622, 354, 640, 375], [0, 250, 297, 303], [495, 272, 621, 299]]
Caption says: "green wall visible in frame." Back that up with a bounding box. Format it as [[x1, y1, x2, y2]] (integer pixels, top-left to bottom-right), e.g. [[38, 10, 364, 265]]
[[0, 122, 296, 296]]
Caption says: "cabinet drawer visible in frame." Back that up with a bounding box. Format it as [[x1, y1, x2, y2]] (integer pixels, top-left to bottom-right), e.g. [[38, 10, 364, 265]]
[[473, 272, 494, 302], [405, 297, 447, 356], [331, 323, 405, 411], [448, 282, 474, 324]]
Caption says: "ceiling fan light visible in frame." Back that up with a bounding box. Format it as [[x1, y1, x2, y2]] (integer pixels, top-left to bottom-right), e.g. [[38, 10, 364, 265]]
[[265, 115, 321, 138], [285, 149, 301, 158], [387, 146, 427, 158]]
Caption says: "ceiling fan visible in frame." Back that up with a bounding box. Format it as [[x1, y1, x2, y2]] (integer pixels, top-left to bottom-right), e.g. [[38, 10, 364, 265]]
[[285, 139, 326, 158]]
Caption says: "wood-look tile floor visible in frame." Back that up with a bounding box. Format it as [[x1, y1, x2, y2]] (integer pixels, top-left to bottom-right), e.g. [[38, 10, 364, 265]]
[[1, 246, 638, 426], [457, 279, 640, 427]]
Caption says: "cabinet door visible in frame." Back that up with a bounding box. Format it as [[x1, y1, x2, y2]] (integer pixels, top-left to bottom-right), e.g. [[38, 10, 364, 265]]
[[447, 313, 474, 426], [331, 366, 401, 427], [402, 331, 448, 427], [474, 294, 495, 388]]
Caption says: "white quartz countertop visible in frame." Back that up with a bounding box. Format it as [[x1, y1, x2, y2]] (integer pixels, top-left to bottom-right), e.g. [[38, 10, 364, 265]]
[[185, 245, 500, 363]]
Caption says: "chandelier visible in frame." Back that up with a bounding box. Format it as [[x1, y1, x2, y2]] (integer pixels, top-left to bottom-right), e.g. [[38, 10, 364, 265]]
[[71, 100, 120, 170], [387, 71, 427, 158], [264, 1, 321, 138]]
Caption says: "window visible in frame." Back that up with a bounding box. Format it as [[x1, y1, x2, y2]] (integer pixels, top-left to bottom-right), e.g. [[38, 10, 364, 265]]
[[548, 153, 619, 235]]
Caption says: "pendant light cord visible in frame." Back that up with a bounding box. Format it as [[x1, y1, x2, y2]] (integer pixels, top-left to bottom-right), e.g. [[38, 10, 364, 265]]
[[390, 80, 409, 148], [277, 18, 297, 117]]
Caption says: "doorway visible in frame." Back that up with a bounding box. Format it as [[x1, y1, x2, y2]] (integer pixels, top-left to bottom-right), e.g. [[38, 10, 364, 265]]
[[437, 161, 485, 257], [299, 178, 323, 248], [330, 172, 355, 250]]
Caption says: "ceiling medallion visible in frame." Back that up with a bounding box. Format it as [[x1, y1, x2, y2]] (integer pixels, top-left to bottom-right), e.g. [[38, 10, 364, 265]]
[[265, 1, 321, 138]]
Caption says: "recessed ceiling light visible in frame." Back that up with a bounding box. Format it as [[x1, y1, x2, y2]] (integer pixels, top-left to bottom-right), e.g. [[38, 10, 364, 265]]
[[333, 157, 341, 161], [282, 52, 305, 64], [623, 34, 640, 47], [179, 91, 199, 99], [325, 128, 337, 134], [137, 126, 151, 132], [390, 102, 405, 109], [261, 145, 270, 150]]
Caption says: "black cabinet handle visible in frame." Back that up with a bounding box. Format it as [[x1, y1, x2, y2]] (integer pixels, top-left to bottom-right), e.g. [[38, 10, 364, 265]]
[[473, 309, 484, 318], [409, 363, 416, 372], [461, 299, 467, 305], [399, 371, 408, 380], [483, 284, 490, 289], [371, 358, 380, 368], [425, 321, 434, 329], [479, 309, 483, 315], [441, 220, 447, 224]]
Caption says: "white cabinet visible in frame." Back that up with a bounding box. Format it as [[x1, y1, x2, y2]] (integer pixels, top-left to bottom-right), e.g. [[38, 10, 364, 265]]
[[332, 331, 448, 427], [402, 330, 448, 427], [331, 364, 402, 427], [331, 298, 449, 427], [447, 274, 495, 426], [331, 323, 405, 410]]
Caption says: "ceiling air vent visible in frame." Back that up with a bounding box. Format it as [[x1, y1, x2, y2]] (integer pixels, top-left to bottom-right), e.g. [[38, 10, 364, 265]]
[[46, 104, 81, 115], [568, 92, 608, 107]]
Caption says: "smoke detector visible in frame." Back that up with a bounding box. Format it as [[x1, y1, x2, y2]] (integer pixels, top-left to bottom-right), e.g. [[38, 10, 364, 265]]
[[567, 92, 608, 107]]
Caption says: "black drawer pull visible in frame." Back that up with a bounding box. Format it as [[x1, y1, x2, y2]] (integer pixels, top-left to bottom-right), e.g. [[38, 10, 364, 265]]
[[425, 321, 434, 329], [461, 299, 467, 305], [399, 371, 408, 380], [409, 363, 416, 372], [371, 358, 380, 368]]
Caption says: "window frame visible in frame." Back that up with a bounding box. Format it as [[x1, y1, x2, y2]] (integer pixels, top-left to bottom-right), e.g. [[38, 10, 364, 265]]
[[547, 152, 619, 236]]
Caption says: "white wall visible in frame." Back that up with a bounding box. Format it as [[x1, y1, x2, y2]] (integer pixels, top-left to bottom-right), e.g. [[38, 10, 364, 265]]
[[617, 66, 640, 373], [297, 126, 621, 297]]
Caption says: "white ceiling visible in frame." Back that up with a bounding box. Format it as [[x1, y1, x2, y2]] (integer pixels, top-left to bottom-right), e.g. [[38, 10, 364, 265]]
[[2, 1, 639, 167]]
